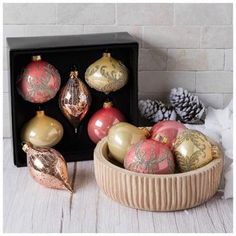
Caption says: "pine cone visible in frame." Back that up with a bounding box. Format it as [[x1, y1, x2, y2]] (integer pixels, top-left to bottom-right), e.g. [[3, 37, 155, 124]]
[[139, 99, 177, 123], [169, 88, 206, 124]]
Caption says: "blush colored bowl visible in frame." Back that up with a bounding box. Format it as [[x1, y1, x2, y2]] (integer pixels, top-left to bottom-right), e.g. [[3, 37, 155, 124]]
[[94, 137, 223, 212]]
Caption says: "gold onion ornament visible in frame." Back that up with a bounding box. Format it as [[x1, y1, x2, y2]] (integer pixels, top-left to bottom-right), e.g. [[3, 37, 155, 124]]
[[59, 69, 91, 133], [85, 52, 128, 94], [173, 129, 213, 172], [22, 142, 73, 192], [21, 110, 64, 147]]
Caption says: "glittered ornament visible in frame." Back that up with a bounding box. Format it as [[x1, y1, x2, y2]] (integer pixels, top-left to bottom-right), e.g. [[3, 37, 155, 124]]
[[21, 110, 64, 148], [22, 142, 72, 192], [150, 121, 187, 149], [17, 55, 61, 103], [87, 101, 125, 143], [59, 69, 91, 133], [85, 52, 128, 94], [173, 129, 213, 172], [124, 139, 175, 174], [107, 122, 150, 164]]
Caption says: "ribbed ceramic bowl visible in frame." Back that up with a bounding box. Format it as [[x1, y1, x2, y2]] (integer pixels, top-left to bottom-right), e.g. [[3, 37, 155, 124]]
[[94, 137, 223, 212]]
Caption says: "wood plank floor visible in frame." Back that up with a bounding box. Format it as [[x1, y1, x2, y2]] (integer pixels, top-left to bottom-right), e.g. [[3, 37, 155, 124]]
[[3, 138, 233, 233]]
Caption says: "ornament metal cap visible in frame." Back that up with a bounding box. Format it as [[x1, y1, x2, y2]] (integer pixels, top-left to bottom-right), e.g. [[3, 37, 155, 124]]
[[138, 127, 151, 138], [103, 101, 113, 108], [22, 141, 32, 153], [32, 55, 42, 61], [70, 70, 79, 79], [36, 110, 45, 116], [103, 52, 111, 57]]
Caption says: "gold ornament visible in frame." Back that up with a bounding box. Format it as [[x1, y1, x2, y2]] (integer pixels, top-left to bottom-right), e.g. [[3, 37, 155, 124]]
[[21, 110, 64, 148], [22, 142, 72, 192], [59, 69, 91, 133], [85, 52, 128, 94], [173, 129, 213, 172], [107, 122, 150, 163]]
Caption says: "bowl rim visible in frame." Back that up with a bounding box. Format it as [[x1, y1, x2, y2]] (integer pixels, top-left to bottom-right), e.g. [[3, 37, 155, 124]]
[[95, 137, 223, 178]]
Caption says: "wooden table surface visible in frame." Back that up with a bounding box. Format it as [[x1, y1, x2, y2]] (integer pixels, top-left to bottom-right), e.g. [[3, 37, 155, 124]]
[[3, 138, 233, 233]]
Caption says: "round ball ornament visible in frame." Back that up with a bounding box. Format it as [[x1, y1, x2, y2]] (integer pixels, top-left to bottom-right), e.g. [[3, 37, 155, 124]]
[[173, 129, 213, 172], [150, 121, 186, 149], [17, 55, 61, 103], [59, 69, 91, 133], [85, 52, 128, 94], [107, 122, 150, 164], [124, 139, 175, 174], [21, 110, 64, 148], [22, 142, 72, 192], [87, 101, 125, 143]]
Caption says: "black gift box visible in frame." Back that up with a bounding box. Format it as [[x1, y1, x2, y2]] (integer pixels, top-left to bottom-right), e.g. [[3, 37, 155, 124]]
[[7, 32, 139, 167]]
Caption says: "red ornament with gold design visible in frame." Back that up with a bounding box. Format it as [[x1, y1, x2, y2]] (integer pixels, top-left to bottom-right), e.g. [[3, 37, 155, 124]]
[[17, 55, 61, 103], [150, 120, 187, 149], [124, 139, 175, 174], [87, 101, 125, 143]]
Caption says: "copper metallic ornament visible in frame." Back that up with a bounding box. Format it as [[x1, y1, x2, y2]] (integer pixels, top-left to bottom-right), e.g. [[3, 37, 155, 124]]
[[107, 122, 150, 164], [17, 55, 61, 103], [22, 142, 72, 192], [59, 69, 91, 133], [21, 110, 64, 147], [173, 129, 213, 172], [85, 52, 128, 94]]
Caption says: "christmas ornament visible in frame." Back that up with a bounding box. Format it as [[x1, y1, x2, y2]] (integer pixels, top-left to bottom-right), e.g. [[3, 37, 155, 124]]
[[22, 142, 72, 192], [21, 110, 64, 148], [17, 55, 61, 103], [124, 139, 175, 174], [59, 69, 91, 133], [170, 87, 206, 124], [173, 129, 213, 172], [87, 101, 125, 143], [139, 99, 177, 123], [107, 122, 150, 164], [85, 52, 128, 94], [150, 120, 187, 149]]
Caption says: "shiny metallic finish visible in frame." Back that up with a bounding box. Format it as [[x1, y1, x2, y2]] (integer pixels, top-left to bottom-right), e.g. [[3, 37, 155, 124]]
[[22, 142, 72, 192], [85, 52, 128, 94], [59, 69, 91, 133], [17, 55, 61, 104], [107, 122, 150, 164], [173, 129, 213, 172], [21, 110, 64, 147]]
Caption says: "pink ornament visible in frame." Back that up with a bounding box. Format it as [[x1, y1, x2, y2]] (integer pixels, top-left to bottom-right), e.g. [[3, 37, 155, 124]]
[[150, 120, 187, 149], [124, 139, 175, 174], [17, 55, 61, 103], [88, 101, 125, 143]]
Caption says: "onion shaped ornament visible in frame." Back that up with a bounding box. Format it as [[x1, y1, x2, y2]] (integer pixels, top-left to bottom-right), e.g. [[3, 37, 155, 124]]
[[59, 69, 91, 133], [21, 110, 64, 148], [173, 129, 213, 172], [85, 52, 128, 94]]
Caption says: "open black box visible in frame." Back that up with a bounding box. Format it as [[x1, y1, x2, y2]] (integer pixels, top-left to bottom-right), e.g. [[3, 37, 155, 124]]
[[7, 32, 139, 167]]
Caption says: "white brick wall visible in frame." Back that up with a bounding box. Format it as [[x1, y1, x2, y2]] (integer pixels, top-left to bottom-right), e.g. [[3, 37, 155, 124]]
[[3, 3, 233, 137]]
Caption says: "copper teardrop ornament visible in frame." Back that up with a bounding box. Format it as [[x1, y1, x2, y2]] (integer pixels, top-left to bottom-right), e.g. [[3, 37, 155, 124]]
[[22, 142, 73, 192], [59, 69, 91, 133]]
